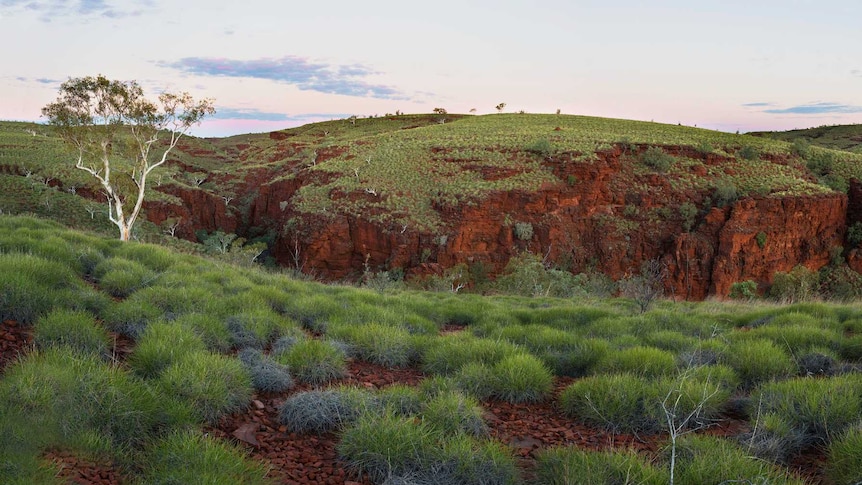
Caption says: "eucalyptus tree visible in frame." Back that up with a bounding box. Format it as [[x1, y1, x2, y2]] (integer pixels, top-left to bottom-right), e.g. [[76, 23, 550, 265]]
[[42, 75, 215, 241]]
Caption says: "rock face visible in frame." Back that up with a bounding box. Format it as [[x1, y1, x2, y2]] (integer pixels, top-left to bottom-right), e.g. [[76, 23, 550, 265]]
[[146, 147, 853, 300]]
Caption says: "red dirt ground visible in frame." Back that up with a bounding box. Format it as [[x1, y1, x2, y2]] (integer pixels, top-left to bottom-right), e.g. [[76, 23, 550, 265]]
[[0, 321, 826, 484]]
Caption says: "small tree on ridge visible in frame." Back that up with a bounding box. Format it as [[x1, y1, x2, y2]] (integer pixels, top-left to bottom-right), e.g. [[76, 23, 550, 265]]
[[42, 75, 214, 241]]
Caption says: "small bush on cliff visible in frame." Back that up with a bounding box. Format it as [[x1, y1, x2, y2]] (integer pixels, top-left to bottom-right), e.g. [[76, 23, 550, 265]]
[[737, 145, 760, 161], [729, 280, 758, 300], [525, 138, 553, 157], [640, 147, 674, 172], [619, 259, 666, 313], [513, 221, 534, 241], [679, 202, 698, 232], [770, 265, 819, 303], [847, 222, 862, 248], [712, 180, 738, 207]]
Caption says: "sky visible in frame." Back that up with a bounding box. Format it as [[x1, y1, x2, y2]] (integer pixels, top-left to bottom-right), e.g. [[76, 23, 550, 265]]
[[1, 0, 861, 137]]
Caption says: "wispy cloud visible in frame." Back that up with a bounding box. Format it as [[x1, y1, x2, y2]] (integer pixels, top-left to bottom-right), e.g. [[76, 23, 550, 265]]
[[742, 102, 775, 107], [158, 56, 410, 100], [852, 69, 862, 78], [0, 0, 153, 22], [763, 102, 862, 115], [13, 76, 61, 86], [212, 107, 350, 123]]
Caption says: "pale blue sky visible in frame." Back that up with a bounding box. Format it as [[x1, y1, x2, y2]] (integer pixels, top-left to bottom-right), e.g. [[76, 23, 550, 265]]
[[1, 0, 860, 136]]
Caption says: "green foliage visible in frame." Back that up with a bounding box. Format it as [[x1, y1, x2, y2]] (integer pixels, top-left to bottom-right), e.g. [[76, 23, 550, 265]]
[[338, 412, 518, 485], [378, 384, 423, 416], [237, 348, 294, 393], [33, 309, 110, 358], [596, 345, 677, 377], [422, 390, 488, 437], [770, 265, 819, 303], [129, 322, 207, 378], [422, 334, 520, 375], [0, 253, 83, 325], [848, 221, 862, 248], [512, 221, 534, 241], [278, 387, 376, 434], [729, 280, 758, 300], [725, 338, 794, 388], [671, 435, 805, 485], [535, 447, 666, 485], [327, 323, 420, 368], [137, 430, 273, 485], [711, 180, 738, 207], [753, 375, 862, 447], [157, 351, 253, 424], [274, 339, 346, 384], [828, 426, 862, 485], [678, 202, 698, 232], [560, 368, 735, 435], [0, 348, 192, 452], [737, 145, 760, 161], [560, 373, 663, 433], [755, 231, 767, 249], [95, 257, 157, 297], [639, 147, 674, 172], [525, 138, 553, 157]]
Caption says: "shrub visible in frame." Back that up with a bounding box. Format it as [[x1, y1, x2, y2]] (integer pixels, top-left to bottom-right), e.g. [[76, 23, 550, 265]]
[[827, 426, 862, 485], [678, 202, 698, 232], [712, 180, 738, 208], [728, 280, 757, 300], [796, 351, 838, 376], [525, 138, 552, 157], [338, 412, 441, 483], [752, 375, 862, 447], [489, 353, 554, 403], [328, 323, 419, 368], [560, 374, 662, 433], [454, 362, 495, 400], [278, 387, 376, 434], [422, 334, 519, 375], [848, 222, 862, 248], [102, 298, 163, 339], [422, 391, 488, 437], [338, 412, 518, 485], [378, 384, 423, 416], [138, 430, 272, 485], [512, 222, 534, 241], [0, 254, 81, 325], [672, 435, 805, 485], [157, 351, 253, 423], [745, 324, 840, 354], [770, 265, 819, 303], [725, 339, 794, 388], [34, 309, 110, 358], [596, 346, 676, 377], [274, 339, 346, 385], [640, 147, 674, 172], [438, 435, 520, 485], [129, 322, 207, 378], [535, 447, 666, 485], [94, 257, 156, 297], [237, 348, 294, 393], [737, 145, 760, 160], [172, 313, 233, 353], [0, 348, 192, 450]]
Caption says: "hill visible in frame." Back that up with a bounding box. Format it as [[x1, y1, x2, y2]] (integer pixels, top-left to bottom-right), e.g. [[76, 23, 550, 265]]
[[4, 114, 862, 299], [750, 124, 862, 154]]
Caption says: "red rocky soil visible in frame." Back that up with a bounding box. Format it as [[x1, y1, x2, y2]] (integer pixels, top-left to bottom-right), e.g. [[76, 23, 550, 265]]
[[0, 319, 32, 373]]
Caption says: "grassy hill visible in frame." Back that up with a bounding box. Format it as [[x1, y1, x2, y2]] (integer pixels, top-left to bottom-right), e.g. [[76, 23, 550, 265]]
[[751, 124, 862, 154], [2, 214, 862, 483], [5, 114, 862, 299]]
